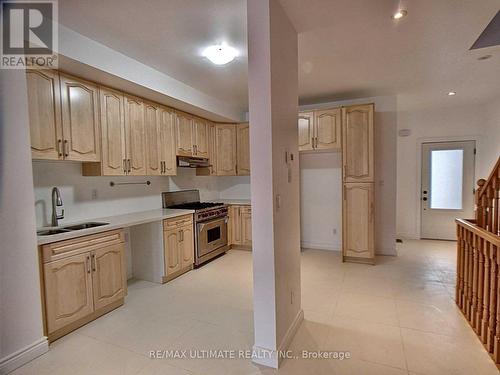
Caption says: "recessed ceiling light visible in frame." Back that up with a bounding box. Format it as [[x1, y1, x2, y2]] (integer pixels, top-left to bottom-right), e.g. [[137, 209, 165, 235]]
[[448, 91, 457, 96], [478, 54, 492, 61], [202, 44, 238, 65], [392, 9, 407, 20]]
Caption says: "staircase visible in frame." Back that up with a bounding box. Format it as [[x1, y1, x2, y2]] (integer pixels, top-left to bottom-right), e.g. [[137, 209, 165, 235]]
[[456, 156, 500, 363]]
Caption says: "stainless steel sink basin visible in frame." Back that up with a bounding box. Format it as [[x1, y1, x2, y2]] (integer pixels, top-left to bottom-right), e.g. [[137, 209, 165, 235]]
[[37, 229, 71, 236], [63, 222, 109, 231]]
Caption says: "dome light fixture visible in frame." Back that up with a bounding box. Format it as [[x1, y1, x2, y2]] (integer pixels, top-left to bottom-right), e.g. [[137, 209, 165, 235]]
[[202, 43, 238, 65], [392, 9, 407, 20]]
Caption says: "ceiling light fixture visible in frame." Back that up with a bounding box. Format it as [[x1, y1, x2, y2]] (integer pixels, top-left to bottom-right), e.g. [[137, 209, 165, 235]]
[[202, 43, 238, 65], [392, 9, 407, 20], [448, 91, 457, 96]]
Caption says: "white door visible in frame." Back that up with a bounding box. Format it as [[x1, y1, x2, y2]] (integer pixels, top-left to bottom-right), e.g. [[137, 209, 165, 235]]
[[421, 141, 475, 240]]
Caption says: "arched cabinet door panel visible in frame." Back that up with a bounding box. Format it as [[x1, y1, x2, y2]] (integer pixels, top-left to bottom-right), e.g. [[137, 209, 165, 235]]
[[315, 108, 341, 150], [342, 104, 374, 183], [298, 112, 314, 151]]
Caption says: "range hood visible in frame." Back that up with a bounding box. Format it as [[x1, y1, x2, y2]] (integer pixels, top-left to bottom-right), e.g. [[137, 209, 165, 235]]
[[177, 156, 210, 168]]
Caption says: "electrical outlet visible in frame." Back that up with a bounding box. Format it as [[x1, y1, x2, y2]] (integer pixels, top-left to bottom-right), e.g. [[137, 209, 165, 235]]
[[91, 189, 98, 200]]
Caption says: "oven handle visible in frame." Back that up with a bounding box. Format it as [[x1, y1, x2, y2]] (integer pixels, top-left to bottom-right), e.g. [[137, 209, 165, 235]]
[[196, 216, 228, 231]]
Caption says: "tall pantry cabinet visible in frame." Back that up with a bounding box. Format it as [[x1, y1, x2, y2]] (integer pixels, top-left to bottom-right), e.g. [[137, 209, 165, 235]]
[[342, 104, 375, 264]]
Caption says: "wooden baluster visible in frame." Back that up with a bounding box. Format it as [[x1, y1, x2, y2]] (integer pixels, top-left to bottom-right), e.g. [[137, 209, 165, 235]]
[[487, 244, 497, 353], [476, 236, 484, 333], [494, 177, 500, 236], [456, 225, 464, 308], [488, 186, 494, 233], [468, 230, 474, 321], [482, 194, 488, 230], [482, 241, 491, 344], [472, 233, 479, 328], [494, 245, 500, 362], [476, 179, 486, 228], [463, 229, 470, 316]]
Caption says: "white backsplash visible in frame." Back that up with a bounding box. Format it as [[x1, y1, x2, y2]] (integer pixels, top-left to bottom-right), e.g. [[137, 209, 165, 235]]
[[32, 161, 249, 228]]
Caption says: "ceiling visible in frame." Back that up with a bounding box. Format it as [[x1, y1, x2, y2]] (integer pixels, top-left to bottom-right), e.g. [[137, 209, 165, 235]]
[[59, 0, 500, 112]]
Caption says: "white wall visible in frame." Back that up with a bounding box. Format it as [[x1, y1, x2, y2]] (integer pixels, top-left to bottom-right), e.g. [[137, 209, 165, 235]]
[[300, 95, 398, 256], [0, 73, 47, 373], [299, 152, 342, 250], [395, 95, 497, 239], [32, 161, 249, 227]]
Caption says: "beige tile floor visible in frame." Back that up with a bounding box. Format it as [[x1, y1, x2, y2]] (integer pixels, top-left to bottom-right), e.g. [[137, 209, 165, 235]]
[[11, 240, 500, 375]]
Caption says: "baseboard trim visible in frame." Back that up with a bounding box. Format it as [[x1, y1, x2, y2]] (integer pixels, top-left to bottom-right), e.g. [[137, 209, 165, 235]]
[[300, 241, 341, 251], [252, 309, 304, 369], [0, 337, 48, 375]]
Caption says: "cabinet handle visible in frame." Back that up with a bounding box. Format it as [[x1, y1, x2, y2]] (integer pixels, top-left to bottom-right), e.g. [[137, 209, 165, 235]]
[[63, 140, 69, 157], [123, 159, 127, 174], [127, 159, 131, 173], [160, 161, 164, 174], [57, 139, 63, 157], [91, 254, 96, 272], [179, 229, 183, 242], [162, 161, 166, 174], [86, 255, 91, 274]]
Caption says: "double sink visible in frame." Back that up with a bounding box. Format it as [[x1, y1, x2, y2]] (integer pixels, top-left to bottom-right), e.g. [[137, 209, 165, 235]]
[[37, 222, 109, 236]]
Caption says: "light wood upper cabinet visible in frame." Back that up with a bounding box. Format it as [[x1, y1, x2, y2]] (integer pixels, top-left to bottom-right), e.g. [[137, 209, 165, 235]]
[[144, 102, 161, 175], [92, 244, 125, 310], [298, 112, 314, 152], [215, 124, 237, 175], [343, 183, 374, 261], [240, 206, 252, 246], [237, 123, 250, 175], [159, 106, 177, 175], [43, 252, 94, 333], [59, 74, 100, 162], [124, 95, 147, 175], [175, 112, 194, 156], [193, 118, 209, 158], [180, 224, 194, 269], [27, 70, 63, 160], [208, 122, 217, 175], [342, 104, 374, 183], [315, 108, 341, 150], [98, 86, 126, 176]]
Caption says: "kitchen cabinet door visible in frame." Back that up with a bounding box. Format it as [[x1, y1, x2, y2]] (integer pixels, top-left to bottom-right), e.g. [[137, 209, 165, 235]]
[[164, 229, 181, 275], [180, 225, 194, 269], [237, 123, 250, 175], [342, 104, 374, 183], [59, 74, 100, 162], [240, 206, 252, 247], [193, 118, 209, 158], [298, 112, 314, 152], [175, 112, 194, 156], [215, 124, 237, 176], [43, 252, 94, 334], [159, 106, 177, 175], [91, 244, 126, 310], [144, 101, 161, 175], [99, 86, 126, 175], [343, 183, 374, 262], [27, 69, 63, 160], [229, 206, 242, 245], [315, 108, 341, 150], [124, 95, 147, 175]]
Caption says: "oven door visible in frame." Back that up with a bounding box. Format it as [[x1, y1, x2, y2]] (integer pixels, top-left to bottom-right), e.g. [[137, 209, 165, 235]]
[[196, 217, 228, 258]]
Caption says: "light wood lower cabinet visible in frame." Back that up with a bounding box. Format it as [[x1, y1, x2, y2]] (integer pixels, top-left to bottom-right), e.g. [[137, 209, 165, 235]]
[[163, 215, 194, 282], [41, 230, 126, 341], [228, 205, 252, 249], [342, 183, 374, 263]]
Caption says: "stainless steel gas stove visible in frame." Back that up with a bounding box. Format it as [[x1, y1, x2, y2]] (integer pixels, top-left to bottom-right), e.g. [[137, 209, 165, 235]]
[[162, 190, 229, 266]]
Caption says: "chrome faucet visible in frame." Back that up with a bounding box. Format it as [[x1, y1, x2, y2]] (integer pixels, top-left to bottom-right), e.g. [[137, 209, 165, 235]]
[[51, 187, 64, 227]]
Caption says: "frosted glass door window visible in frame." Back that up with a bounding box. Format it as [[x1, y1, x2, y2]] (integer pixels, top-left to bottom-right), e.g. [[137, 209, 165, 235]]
[[430, 149, 463, 209]]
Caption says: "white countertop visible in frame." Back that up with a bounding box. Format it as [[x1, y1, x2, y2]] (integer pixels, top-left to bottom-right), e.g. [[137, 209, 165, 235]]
[[37, 208, 194, 245], [216, 199, 251, 205]]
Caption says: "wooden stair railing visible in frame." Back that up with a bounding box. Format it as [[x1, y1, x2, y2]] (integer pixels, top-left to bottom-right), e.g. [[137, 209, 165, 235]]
[[456, 155, 500, 364], [476, 156, 500, 236]]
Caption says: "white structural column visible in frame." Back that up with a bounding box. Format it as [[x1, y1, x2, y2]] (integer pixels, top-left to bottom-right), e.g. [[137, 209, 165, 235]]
[[247, 0, 302, 368], [0, 72, 48, 374]]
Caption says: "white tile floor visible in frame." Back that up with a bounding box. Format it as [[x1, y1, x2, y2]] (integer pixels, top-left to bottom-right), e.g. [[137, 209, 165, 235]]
[[11, 240, 500, 375]]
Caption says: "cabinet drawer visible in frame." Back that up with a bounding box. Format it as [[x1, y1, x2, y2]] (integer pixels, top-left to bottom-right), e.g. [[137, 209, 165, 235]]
[[163, 214, 193, 231], [41, 230, 124, 263]]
